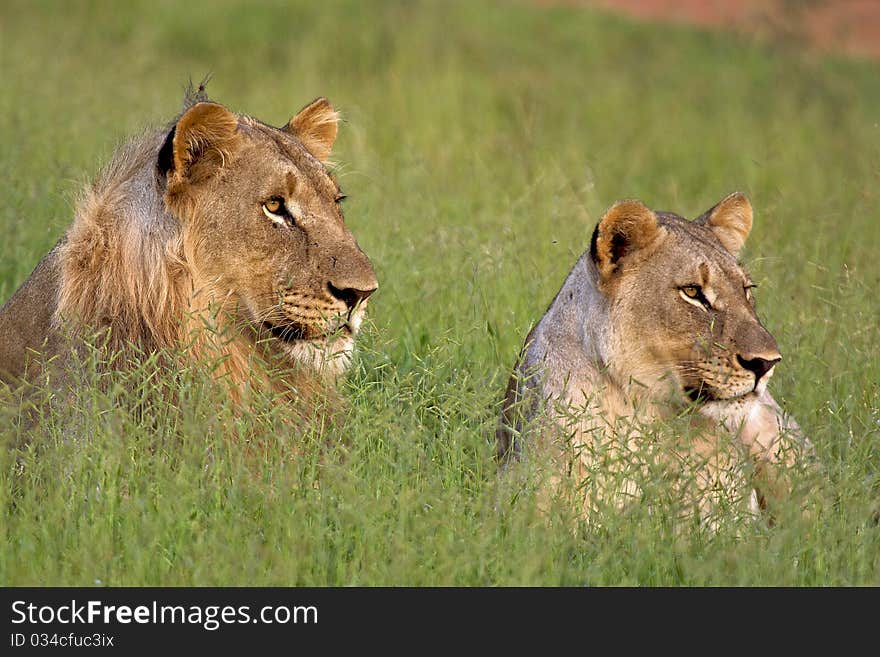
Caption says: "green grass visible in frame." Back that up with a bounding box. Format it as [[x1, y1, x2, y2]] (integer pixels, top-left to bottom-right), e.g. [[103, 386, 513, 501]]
[[1, 0, 879, 585]]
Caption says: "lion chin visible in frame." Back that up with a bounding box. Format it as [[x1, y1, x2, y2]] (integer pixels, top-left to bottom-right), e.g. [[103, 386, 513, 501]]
[[280, 337, 354, 381], [258, 319, 359, 380]]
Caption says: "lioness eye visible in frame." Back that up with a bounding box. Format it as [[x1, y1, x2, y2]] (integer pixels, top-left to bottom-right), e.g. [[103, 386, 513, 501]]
[[679, 284, 711, 310], [264, 198, 283, 215]]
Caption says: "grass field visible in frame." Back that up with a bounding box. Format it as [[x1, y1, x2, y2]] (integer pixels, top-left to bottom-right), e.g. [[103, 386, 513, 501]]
[[1, 0, 878, 585]]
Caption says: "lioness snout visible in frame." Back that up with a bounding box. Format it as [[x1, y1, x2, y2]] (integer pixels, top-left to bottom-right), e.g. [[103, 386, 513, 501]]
[[737, 354, 781, 385], [329, 281, 378, 310]]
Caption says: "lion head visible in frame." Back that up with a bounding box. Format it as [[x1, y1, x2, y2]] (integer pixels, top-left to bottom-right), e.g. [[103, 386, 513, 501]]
[[52, 95, 377, 397], [160, 98, 378, 376], [590, 192, 780, 404]]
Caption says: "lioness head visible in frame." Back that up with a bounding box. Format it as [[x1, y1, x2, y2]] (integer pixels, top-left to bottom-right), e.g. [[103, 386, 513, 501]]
[[160, 98, 378, 375], [590, 192, 780, 404]]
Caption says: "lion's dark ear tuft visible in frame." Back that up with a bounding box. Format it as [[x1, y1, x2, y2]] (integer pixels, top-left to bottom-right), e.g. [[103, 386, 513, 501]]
[[157, 125, 176, 178], [696, 192, 753, 257], [283, 97, 339, 163], [593, 200, 661, 279], [589, 223, 600, 262]]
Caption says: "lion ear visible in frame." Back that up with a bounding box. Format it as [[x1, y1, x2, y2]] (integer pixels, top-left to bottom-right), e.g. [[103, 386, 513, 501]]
[[591, 200, 661, 279], [166, 102, 240, 188], [283, 97, 339, 163], [697, 192, 753, 257]]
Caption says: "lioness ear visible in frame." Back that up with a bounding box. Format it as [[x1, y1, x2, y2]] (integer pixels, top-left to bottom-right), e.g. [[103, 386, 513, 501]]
[[591, 200, 661, 279], [283, 97, 338, 163], [167, 102, 240, 188], [697, 192, 753, 257]]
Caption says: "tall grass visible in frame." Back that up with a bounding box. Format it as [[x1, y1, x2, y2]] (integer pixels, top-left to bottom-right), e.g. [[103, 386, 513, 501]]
[[1, 0, 878, 585]]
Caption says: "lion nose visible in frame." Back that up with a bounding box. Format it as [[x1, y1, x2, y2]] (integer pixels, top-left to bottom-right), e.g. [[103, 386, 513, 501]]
[[737, 354, 781, 385], [328, 282, 377, 310]]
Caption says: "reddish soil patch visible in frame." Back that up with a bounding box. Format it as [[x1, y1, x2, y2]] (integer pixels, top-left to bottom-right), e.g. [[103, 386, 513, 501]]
[[554, 0, 880, 60]]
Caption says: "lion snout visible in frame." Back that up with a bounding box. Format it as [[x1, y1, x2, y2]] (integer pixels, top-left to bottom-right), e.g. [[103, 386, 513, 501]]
[[735, 352, 781, 394], [327, 280, 377, 311]]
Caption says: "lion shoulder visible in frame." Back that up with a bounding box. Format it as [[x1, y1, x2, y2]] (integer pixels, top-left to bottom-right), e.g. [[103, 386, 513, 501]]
[[0, 244, 65, 385]]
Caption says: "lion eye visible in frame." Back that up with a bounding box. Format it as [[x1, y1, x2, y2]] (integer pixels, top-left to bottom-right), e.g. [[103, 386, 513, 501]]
[[262, 198, 294, 226], [264, 198, 283, 215], [679, 284, 711, 310]]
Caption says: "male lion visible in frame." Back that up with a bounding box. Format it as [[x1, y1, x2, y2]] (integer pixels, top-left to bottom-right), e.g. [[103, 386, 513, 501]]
[[0, 89, 377, 419], [498, 193, 811, 524]]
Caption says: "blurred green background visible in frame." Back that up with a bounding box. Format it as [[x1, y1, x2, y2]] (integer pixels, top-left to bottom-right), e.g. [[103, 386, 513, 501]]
[[1, 0, 878, 584]]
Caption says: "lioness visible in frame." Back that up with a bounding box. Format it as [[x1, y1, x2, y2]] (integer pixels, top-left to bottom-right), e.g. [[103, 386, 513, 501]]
[[0, 88, 377, 416], [498, 193, 810, 524]]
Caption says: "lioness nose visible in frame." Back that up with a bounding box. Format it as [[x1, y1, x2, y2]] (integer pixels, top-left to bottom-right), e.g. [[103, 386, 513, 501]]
[[328, 282, 377, 310], [737, 354, 781, 383]]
